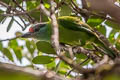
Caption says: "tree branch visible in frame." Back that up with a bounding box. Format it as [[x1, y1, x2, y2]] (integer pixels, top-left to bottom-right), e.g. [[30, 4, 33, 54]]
[[0, 62, 68, 80]]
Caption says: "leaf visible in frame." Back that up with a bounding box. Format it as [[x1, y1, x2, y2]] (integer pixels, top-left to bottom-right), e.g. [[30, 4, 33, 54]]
[[2, 48, 13, 61], [96, 25, 106, 36], [44, 3, 50, 9], [46, 61, 56, 70], [0, 42, 3, 51], [26, 40, 36, 55], [60, 5, 72, 16], [0, 10, 5, 23], [108, 30, 116, 44], [105, 20, 120, 30], [40, 13, 49, 22], [0, 0, 10, 4], [59, 61, 70, 69], [7, 17, 14, 32], [8, 40, 22, 61], [87, 16, 104, 27], [29, 11, 40, 21], [8, 39, 18, 49], [13, 47, 22, 61], [1, 17, 7, 24], [36, 41, 56, 54], [26, 0, 40, 11], [75, 53, 87, 59], [32, 56, 55, 64]]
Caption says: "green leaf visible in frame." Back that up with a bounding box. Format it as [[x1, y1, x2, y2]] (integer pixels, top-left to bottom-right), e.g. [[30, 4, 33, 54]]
[[29, 11, 40, 21], [46, 61, 56, 70], [60, 5, 72, 16], [8, 39, 18, 49], [96, 25, 106, 36], [1, 17, 7, 24], [8, 39, 22, 61], [44, 3, 50, 9], [7, 17, 14, 32], [13, 47, 22, 61], [36, 41, 56, 54], [59, 61, 70, 69], [0, 42, 3, 51], [87, 16, 104, 27], [105, 20, 120, 30], [40, 12, 49, 22], [2, 48, 13, 61], [26, 40, 36, 55], [115, 34, 120, 50], [32, 56, 55, 64], [0, 0, 10, 4], [0, 10, 5, 23], [108, 30, 116, 44], [76, 53, 87, 59], [26, 0, 40, 11]]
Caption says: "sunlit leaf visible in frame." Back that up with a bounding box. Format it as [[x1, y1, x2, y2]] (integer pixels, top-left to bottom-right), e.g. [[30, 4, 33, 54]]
[[75, 53, 87, 59], [96, 25, 106, 36], [46, 61, 56, 70], [87, 16, 104, 27], [13, 47, 22, 61], [32, 56, 55, 64], [59, 61, 71, 69], [8, 39, 18, 49], [26, 0, 40, 11], [108, 30, 116, 44], [44, 3, 50, 9]]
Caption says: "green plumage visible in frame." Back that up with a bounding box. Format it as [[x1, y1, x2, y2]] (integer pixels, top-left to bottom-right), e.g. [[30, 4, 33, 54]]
[[31, 16, 116, 58], [35, 16, 96, 45]]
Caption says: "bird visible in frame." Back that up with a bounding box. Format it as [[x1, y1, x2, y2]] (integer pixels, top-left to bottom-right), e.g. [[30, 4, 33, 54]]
[[22, 16, 116, 58]]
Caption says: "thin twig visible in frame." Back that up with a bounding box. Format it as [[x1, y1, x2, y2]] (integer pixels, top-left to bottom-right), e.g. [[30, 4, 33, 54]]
[[12, 0, 35, 23], [19, 16, 26, 27], [13, 17, 24, 30], [0, 1, 9, 8], [72, 46, 102, 63], [55, 60, 61, 73], [70, 0, 119, 24], [92, 29, 120, 57], [65, 57, 89, 76]]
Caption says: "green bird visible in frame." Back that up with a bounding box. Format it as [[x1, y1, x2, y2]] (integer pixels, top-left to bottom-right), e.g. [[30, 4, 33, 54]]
[[23, 16, 116, 58]]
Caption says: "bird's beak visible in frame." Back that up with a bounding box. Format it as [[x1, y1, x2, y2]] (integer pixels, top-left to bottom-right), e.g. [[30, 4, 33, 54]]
[[21, 32, 35, 38]]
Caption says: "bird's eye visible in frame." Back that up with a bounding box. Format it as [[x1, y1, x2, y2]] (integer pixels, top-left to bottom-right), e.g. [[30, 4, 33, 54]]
[[29, 27, 34, 33]]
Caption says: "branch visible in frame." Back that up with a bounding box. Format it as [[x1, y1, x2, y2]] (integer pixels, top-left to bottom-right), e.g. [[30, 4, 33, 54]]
[[12, 0, 35, 23], [92, 29, 120, 57], [70, 0, 119, 24], [37, 0, 50, 17], [0, 1, 9, 8], [0, 62, 68, 80], [72, 46, 102, 63], [50, 0, 60, 52]]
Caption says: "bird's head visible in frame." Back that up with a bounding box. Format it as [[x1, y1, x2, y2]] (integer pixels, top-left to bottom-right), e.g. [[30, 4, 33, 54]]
[[22, 23, 47, 38]]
